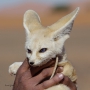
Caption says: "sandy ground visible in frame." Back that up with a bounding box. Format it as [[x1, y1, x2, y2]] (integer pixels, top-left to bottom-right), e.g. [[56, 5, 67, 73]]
[[0, 25, 90, 90]]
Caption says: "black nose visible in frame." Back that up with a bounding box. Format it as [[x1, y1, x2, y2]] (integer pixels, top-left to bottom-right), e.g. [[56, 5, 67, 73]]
[[30, 62, 34, 65]]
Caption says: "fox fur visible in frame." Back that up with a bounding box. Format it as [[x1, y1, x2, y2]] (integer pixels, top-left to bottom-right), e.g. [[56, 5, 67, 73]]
[[9, 7, 79, 90]]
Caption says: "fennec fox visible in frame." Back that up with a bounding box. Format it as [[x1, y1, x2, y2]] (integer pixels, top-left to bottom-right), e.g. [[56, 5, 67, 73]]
[[9, 7, 80, 90]]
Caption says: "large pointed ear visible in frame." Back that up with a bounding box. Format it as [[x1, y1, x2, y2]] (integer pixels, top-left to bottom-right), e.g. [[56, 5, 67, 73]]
[[49, 7, 80, 41], [23, 10, 42, 36]]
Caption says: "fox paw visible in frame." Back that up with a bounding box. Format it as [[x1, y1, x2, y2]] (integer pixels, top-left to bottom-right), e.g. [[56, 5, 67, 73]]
[[9, 62, 22, 75]]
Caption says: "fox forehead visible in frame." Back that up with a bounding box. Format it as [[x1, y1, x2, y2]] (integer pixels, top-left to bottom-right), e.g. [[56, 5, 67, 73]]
[[26, 28, 54, 49], [30, 27, 53, 37]]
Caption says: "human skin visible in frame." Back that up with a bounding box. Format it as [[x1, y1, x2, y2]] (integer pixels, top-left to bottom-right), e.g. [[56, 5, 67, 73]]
[[12, 58, 77, 90]]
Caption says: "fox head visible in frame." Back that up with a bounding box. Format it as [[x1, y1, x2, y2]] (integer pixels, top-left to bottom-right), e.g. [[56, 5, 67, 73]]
[[23, 7, 79, 66]]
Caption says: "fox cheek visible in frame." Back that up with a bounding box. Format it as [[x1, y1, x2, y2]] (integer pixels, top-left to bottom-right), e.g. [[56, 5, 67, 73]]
[[26, 53, 31, 60]]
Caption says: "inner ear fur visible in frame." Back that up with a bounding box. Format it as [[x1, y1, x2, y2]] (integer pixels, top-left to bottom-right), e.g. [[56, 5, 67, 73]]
[[49, 7, 79, 31], [23, 10, 43, 35], [48, 7, 80, 40]]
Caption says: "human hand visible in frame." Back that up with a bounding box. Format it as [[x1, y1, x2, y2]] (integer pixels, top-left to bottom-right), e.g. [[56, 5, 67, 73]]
[[12, 58, 77, 90]]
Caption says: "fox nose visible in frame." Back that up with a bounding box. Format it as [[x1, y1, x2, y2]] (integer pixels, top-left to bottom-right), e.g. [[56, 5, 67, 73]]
[[29, 62, 34, 65]]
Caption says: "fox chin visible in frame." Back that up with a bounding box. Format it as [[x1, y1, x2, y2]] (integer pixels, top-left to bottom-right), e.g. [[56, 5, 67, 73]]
[[9, 7, 80, 90]]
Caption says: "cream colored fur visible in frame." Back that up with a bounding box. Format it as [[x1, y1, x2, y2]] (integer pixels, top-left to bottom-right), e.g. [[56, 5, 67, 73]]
[[9, 7, 79, 90]]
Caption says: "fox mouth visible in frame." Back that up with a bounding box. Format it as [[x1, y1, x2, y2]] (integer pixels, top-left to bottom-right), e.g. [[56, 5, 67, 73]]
[[28, 55, 62, 67], [39, 57, 57, 66], [39, 55, 62, 66]]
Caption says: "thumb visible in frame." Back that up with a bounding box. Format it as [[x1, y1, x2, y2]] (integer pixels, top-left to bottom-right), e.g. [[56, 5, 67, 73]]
[[17, 58, 31, 76]]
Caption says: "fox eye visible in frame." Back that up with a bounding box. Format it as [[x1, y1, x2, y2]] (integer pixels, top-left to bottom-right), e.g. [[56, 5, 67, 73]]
[[39, 48, 47, 53], [27, 49, 32, 53]]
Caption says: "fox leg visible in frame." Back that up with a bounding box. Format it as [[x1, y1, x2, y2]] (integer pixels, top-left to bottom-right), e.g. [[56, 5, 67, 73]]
[[9, 62, 23, 75], [58, 61, 77, 82]]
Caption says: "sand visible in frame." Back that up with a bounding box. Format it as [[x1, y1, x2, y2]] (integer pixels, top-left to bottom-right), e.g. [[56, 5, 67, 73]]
[[0, 25, 90, 90]]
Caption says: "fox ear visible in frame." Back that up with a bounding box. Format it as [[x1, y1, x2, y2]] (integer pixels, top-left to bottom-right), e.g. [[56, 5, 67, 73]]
[[23, 10, 42, 36], [49, 7, 80, 41]]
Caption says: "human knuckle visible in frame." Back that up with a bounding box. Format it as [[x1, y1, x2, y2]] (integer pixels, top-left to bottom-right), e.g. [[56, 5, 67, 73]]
[[19, 76, 25, 82], [33, 86, 42, 90], [41, 69, 49, 77], [55, 73, 60, 78], [65, 76, 70, 82], [41, 82, 48, 89], [32, 87, 37, 90], [56, 68, 60, 73], [52, 79, 58, 85], [57, 67, 62, 71], [52, 73, 60, 84]]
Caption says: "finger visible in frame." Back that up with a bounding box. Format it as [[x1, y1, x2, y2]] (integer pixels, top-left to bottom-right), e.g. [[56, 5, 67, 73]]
[[37, 73, 64, 89], [30, 67, 54, 85], [61, 76, 70, 86], [21, 69, 33, 80], [62, 76, 77, 90], [31, 60, 56, 76], [13, 58, 31, 87], [17, 58, 30, 75], [56, 67, 63, 73]]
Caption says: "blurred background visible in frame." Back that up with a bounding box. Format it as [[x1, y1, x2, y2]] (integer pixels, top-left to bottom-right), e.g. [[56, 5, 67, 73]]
[[0, 0, 90, 90]]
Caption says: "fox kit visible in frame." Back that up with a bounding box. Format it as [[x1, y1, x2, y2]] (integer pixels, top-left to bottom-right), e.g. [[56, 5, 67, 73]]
[[9, 7, 79, 90]]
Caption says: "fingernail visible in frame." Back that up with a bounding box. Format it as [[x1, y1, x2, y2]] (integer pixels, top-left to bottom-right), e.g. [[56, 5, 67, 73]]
[[58, 74, 64, 79]]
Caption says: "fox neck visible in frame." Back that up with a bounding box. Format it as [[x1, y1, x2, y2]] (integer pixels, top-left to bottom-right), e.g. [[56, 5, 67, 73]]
[[56, 46, 67, 62]]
